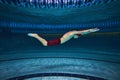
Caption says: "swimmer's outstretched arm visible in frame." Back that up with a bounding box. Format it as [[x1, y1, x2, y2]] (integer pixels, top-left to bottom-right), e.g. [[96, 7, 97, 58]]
[[76, 28, 100, 35], [27, 28, 100, 46], [60, 28, 100, 44]]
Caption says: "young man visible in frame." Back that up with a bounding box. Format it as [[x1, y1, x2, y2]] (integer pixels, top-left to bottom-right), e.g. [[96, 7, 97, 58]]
[[27, 28, 100, 46]]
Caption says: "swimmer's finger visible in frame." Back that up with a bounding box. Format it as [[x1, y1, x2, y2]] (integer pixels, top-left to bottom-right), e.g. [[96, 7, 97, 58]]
[[90, 28, 100, 32], [94, 28, 100, 31]]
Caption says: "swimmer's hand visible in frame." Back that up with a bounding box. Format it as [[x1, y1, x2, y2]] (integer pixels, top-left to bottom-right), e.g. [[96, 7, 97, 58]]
[[89, 28, 100, 32], [27, 33, 38, 38]]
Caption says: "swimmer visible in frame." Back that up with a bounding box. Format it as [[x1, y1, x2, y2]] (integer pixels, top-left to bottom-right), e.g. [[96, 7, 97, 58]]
[[27, 28, 100, 46]]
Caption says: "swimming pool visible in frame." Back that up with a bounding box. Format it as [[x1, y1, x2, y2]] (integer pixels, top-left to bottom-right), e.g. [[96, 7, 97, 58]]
[[0, 0, 120, 80]]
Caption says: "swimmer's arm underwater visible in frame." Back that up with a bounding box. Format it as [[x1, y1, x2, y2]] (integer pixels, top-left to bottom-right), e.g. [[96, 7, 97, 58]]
[[27, 28, 100, 46]]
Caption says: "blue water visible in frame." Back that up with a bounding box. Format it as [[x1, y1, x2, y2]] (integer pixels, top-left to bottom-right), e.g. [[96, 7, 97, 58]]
[[0, 33, 120, 54], [0, 0, 120, 80], [0, 32, 120, 80]]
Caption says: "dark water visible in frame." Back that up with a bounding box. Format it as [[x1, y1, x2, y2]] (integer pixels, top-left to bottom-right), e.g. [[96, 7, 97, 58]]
[[0, 32, 120, 62], [0, 0, 120, 80], [0, 32, 120, 80]]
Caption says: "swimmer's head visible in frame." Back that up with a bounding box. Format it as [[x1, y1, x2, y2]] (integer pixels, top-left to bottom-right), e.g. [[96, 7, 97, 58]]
[[73, 35, 79, 39], [73, 34, 81, 39]]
